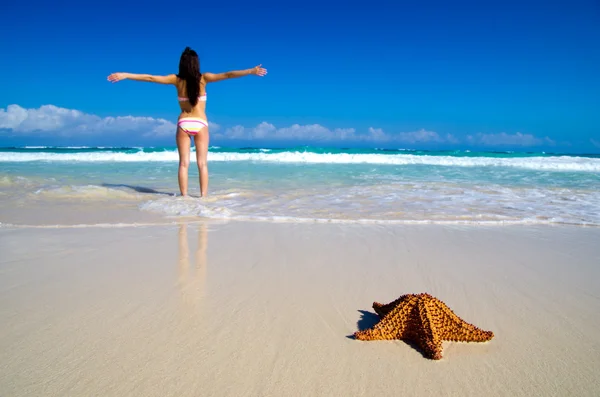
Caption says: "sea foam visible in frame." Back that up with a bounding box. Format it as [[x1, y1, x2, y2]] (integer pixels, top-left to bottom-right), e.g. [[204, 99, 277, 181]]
[[2, 150, 600, 172]]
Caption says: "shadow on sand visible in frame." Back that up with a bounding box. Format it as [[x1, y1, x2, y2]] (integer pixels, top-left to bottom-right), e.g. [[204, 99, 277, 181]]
[[346, 310, 379, 340], [356, 310, 380, 331], [101, 183, 173, 196]]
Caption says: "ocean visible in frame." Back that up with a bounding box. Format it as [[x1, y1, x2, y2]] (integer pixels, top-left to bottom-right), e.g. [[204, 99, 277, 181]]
[[1, 146, 599, 226]]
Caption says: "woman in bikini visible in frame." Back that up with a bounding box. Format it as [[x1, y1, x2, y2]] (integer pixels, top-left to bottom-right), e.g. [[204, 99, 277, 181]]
[[107, 47, 267, 197]]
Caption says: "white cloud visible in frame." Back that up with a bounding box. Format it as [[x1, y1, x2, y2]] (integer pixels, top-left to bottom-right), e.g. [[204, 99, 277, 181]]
[[0, 104, 177, 137], [1, 104, 564, 148], [219, 123, 358, 141], [466, 132, 555, 147], [369, 128, 459, 144], [214, 123, 456, 144], [0, 104, 222, 138]]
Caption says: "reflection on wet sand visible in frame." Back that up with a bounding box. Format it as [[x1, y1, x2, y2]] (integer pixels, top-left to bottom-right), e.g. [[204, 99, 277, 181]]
[[177, 222, 208, 309]]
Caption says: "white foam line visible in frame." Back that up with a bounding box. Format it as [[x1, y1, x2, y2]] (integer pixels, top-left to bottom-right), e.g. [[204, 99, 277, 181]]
[[139, 214, 600, 227], [2, 217, 598, 229], [225, 216, 599, 227], [0, 218, 233, 229], [2, 151, 600, 172], [0, 221, 181, 229]]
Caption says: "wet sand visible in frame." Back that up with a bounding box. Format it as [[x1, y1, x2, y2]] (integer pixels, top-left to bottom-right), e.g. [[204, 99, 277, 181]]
[[1, 222, 599, 396]]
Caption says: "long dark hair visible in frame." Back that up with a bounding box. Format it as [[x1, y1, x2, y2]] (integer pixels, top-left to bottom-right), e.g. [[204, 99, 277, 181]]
[[176, 47, 202, 106]]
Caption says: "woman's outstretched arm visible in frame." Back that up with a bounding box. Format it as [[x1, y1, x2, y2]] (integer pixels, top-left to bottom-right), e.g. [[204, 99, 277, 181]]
[[204, 65, 267, 83], [107, 73, 177, 85]]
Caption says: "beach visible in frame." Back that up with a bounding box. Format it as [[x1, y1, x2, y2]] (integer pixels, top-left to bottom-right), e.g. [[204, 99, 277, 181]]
[[1, 221, 599, 396], [1, 147, 600, 396]]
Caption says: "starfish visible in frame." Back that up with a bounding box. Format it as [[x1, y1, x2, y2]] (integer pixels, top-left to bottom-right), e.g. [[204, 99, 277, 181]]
[[354, 293, 494, 360]]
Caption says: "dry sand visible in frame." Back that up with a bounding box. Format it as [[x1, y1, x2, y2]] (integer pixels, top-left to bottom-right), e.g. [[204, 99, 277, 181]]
[[1, 222, 599, 396]]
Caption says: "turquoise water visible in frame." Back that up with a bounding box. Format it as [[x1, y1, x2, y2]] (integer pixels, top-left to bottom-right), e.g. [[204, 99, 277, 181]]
[[2, 145, 599, 158], [1, 146, 599, 225]]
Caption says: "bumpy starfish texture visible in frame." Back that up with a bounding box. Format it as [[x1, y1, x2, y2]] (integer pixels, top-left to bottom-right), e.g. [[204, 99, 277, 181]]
[[354, 293, 494, 360]]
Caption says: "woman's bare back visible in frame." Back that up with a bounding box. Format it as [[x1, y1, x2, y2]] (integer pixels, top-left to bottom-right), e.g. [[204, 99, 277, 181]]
[[176, 76, 207, 119]]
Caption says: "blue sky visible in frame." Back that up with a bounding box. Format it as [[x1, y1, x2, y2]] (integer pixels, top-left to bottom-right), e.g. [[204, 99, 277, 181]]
[[0, 0, 599, 151]]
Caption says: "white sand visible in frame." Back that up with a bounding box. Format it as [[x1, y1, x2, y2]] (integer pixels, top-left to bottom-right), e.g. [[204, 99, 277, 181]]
[[1, 222, 599, 396]]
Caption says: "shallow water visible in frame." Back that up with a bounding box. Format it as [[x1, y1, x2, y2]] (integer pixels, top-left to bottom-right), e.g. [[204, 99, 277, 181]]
[[1, 146, 599, 226]]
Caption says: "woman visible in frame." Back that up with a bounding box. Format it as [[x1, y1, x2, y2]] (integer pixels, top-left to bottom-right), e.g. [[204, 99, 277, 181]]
[[107, 47, 267, 197]]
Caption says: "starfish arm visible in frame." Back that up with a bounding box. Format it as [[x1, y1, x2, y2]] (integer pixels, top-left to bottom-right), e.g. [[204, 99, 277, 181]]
[[416, 298, 444, 360], [354, 301, 411, 341], [433, 300, 494, 342], [372, 294, 410, 318], [353, 317, 400, 340], [354, 327, 396, 341]]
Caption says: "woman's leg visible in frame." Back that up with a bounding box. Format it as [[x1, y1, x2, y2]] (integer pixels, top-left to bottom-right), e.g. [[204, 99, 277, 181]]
[[194, 127, 209, 197], [176, 129, 191, 196]]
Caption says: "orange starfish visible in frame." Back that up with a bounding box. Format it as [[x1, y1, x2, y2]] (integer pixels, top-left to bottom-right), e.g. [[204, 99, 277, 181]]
[[354, 293, 494, 360]]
